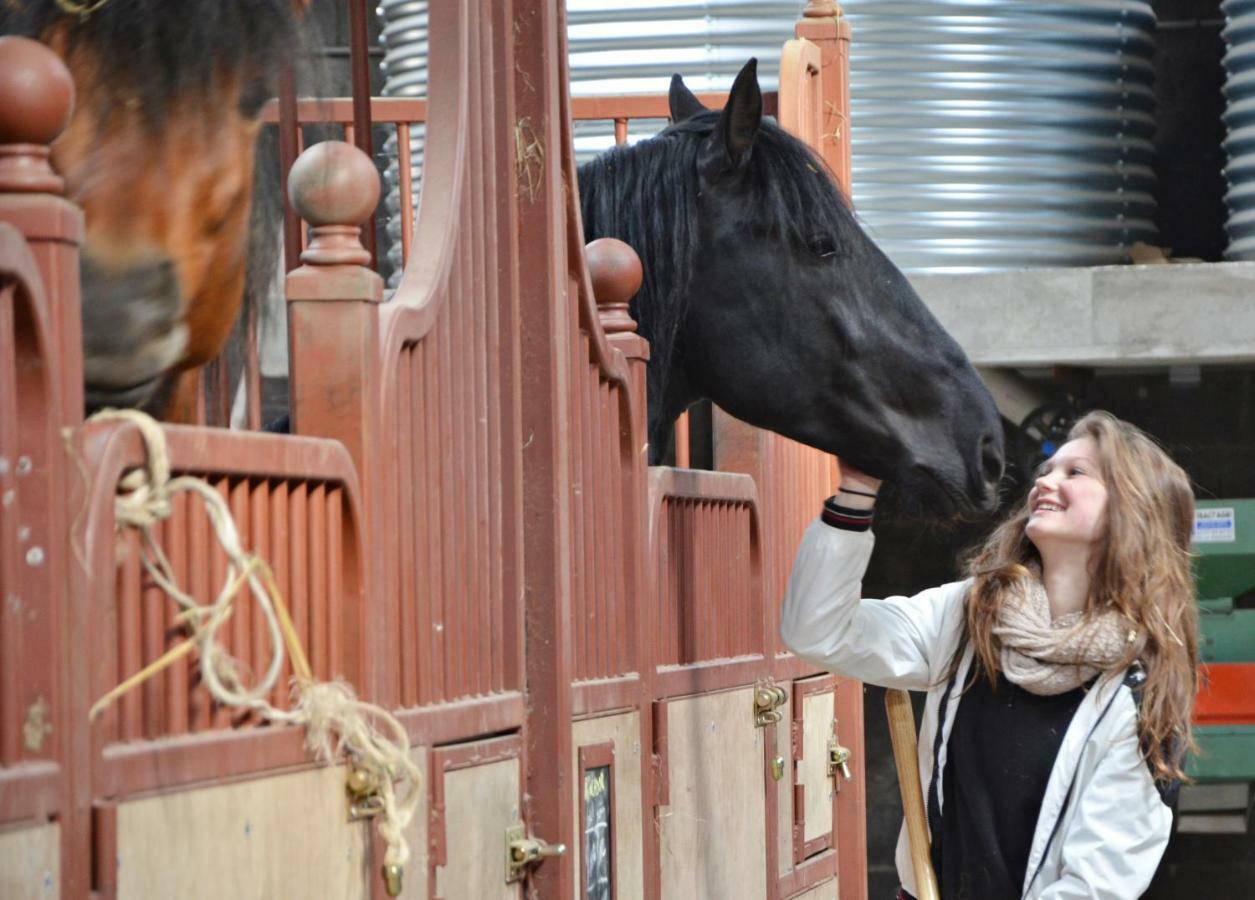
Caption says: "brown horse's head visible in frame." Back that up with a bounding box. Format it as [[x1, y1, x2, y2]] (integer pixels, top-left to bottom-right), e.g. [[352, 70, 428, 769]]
[[2, 1, 308, 419]]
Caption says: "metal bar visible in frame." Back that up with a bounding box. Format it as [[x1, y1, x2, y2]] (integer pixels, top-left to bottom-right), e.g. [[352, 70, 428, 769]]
[[277, 66, 302, 274], [348, 0, 378, 266]]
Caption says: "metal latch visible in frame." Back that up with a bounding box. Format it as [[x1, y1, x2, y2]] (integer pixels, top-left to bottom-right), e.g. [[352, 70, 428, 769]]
[[828, 740, 852, 780], [754, 683, 788, 727], [346, 763, 386, 820], [505, 823, 567, 883]]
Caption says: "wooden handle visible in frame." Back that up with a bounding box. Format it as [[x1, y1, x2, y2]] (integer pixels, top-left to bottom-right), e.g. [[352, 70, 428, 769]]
[[885, 688, 940, 900]]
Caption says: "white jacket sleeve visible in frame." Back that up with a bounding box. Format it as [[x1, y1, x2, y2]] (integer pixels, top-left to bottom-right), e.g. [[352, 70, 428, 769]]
[[1036, 701, 1173, 900], [779, 519, 965, 691]]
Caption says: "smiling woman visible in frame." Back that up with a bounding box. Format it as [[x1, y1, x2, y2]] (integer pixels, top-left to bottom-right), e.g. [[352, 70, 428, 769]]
[[0, 0, 311, 419], [782, 410, 1200, 900]]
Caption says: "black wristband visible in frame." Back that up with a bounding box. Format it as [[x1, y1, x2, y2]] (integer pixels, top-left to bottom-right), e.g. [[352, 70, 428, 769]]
[[837, 486, 879, 499], [821, 495, 874, 532]]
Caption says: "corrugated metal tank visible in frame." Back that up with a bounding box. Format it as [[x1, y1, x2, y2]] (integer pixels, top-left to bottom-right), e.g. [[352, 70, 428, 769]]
[[377, 2, 1156, 278], [1223, 0, 1255, 259], [377, 0, 427, 286], [843, 0, 1158, 273]]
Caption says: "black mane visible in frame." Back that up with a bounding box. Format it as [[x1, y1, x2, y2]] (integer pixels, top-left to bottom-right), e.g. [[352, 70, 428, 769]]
[[578, 111, 858, 409], [0, 1, 304, 125]]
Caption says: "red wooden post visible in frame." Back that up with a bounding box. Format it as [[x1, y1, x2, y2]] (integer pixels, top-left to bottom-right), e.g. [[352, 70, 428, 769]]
[[514, 0, 578, 892], [796, 8, 867, 897], [284, 140, 388, 711], [0, 34, 88, 898], [588, 237, 659, 900], [796, 1, 853, 196]]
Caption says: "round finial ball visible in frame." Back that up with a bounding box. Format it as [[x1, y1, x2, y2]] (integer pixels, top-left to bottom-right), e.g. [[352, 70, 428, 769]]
[[288, 140, 381, 227], [586, 238, 643, 307], [0, 37, 75, 146]]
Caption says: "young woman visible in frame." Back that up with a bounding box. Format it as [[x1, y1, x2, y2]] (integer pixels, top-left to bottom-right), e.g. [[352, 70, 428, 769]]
[[781, 411, 1198, 899]]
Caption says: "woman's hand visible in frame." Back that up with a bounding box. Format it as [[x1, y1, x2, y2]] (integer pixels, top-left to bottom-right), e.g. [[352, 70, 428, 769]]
[[836, 462, 883, 511]]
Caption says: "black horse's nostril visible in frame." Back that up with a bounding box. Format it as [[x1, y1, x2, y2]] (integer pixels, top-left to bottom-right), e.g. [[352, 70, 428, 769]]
[[980, 430, 1004, 487]]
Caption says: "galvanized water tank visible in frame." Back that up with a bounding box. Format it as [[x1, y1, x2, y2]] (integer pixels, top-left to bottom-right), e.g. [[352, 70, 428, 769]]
[[377, 0, 427, 287], [842, 1, 1158, 273], [377, 2, 1155, 277], [566, 1, 796, 158], [1223, 0, 1255, 259]]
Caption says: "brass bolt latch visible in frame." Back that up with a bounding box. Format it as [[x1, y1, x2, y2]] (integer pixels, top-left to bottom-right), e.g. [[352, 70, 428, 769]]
[[828, 741, 852, 780], [754, 683, 788, 727], [505, 823, 567, 884]]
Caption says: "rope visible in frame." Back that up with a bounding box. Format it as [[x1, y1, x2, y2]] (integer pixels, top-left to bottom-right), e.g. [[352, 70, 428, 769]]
[[86, 409, 420, 890]]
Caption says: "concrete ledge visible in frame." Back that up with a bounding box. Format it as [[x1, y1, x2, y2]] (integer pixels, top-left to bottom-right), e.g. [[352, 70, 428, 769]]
[[909, 262, 1255, 368]]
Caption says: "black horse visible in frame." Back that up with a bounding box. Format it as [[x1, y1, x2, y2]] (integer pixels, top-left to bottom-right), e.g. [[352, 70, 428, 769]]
[[578, 59, 1004, 516]]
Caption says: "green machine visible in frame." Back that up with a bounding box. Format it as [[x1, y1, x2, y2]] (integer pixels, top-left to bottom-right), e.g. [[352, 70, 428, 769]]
[[1189, 499, 1255, 784]]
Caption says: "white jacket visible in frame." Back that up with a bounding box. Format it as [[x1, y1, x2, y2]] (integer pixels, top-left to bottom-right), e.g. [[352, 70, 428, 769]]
[[780, 521, 1173, 900]]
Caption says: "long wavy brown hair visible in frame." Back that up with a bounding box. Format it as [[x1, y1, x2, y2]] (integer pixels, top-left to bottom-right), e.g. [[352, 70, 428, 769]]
[[963, 411, 1198, 783]]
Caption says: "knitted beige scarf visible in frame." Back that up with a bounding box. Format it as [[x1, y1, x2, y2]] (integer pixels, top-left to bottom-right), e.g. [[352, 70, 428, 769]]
[[992, 566, 1137, 696]]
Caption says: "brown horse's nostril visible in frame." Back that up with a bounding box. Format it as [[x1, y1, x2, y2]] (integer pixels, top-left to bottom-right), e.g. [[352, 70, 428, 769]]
[[80, 253, 187, 410]]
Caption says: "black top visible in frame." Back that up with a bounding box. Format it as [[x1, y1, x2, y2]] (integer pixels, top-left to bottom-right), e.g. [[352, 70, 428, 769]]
[[931, 670, 1088, 900]]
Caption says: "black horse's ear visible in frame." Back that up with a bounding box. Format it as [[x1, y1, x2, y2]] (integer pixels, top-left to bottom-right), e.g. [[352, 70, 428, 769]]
[[699, 58, 762, 183], [669, 74, 708, 122]]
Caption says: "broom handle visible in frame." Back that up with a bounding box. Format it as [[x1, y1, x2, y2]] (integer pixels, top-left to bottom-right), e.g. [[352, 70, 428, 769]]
[[885, 687, 941, 900]]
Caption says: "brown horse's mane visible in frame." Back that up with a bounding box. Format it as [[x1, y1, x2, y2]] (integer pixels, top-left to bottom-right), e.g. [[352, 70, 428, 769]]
[[0, 0, 304, 126]]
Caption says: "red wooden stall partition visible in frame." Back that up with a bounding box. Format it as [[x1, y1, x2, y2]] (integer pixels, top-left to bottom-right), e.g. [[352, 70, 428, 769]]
[[0, 2, 866, 898]]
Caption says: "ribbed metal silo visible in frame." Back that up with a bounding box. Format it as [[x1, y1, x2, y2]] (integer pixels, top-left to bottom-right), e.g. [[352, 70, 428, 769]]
[[566, 1, 796, 159], [377, 2, 1156, 280], [843, 1, 1158, 273], [1223, 0, 1255, 259], [377, 0, 427, 287]]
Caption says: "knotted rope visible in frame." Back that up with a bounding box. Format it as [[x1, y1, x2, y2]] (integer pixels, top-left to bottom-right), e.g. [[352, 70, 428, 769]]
[[86, 409, 420, 893]]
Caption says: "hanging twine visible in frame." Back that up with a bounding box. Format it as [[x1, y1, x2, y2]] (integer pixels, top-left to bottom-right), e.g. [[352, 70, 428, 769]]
[[86, 409, 421, 890]]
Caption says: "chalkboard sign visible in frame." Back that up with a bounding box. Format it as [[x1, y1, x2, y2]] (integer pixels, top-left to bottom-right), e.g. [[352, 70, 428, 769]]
[[581, 744, 615, 900]]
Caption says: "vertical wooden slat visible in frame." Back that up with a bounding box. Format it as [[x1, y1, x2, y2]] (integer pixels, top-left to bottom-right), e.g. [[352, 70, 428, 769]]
[[277, 67, 302, 275], [228, 479, 252, 722], [188, 487, 213, 731], [270, 481, 290, 711], [288, 482, 309, 702], [397, 353, 417, 708], [118, 531, 142, 741], [425, 329, 446, 702], [613, 118, 628, 146], [249, 480, 271, 709], [397, 123, 414, 267], [166, 491, 189, 736], [308, 483, 327, 679], [454, 238, 472, 698], [139, 517, 164, 743], [412, 347, 433, 706], [347, 0, 377, 266], [675, 412, 690, 468], [326, 486, 344, 682], [470, 64, 490, 696]]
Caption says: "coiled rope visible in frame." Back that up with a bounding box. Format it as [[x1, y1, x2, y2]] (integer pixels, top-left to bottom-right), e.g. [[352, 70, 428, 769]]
[[86, 409, 420, 894]]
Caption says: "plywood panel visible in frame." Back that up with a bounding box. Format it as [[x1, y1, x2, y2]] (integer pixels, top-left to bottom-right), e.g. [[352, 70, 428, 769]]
[[0, 822, 59, 899], [787, 877, 838, 900], [801, 690, 835, 843], [660, 686, 766, 900], [116, 765, 370, 899], [437, 758, 520, 900], [571, 711, 644, 899], [396, 749, 431, 900]]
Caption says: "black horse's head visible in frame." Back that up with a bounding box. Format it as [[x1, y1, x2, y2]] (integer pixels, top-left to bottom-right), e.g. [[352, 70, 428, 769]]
[[578, 59, 1004, 516]]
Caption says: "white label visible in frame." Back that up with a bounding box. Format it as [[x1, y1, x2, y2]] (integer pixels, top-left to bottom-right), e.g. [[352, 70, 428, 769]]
[[1193, 507, 1236, 544]]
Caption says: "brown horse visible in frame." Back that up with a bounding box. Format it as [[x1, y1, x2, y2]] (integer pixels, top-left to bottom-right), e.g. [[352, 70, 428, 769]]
[[1, 0, 309, 420]]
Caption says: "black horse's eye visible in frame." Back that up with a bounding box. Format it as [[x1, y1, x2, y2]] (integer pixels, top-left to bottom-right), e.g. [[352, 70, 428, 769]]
[[808, 235, 838, 259]]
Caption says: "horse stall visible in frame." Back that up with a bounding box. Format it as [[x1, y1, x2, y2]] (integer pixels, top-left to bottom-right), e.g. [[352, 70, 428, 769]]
[[0, 2, 867, 898]]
